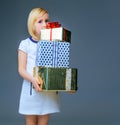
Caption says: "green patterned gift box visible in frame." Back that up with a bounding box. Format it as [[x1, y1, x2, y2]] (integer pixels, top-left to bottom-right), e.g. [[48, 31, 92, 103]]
[[33, 67, 78, 92]]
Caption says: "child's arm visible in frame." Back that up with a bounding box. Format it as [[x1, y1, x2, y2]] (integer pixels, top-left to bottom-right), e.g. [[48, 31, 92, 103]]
[[18, 50, 42, 92]]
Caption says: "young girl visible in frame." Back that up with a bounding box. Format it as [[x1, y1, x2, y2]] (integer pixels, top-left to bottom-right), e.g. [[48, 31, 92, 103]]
[[18, 8, 60, 125]]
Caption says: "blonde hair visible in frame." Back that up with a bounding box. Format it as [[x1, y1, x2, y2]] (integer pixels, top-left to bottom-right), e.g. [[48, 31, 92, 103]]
[[27, 8, 48, 40]]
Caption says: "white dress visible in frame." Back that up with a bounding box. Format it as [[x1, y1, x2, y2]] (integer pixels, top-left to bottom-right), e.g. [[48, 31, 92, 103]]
[[18, 37, 60, 115]]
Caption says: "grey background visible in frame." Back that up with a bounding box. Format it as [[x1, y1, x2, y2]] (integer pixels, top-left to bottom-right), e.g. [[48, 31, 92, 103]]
[[0, 0, 120, 125]]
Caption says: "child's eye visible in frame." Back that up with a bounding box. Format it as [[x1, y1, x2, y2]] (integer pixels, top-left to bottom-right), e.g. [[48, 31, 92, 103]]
[[45, 19, 49, 23], [38, 20, 42, 23], [38, 21, 42, 23]]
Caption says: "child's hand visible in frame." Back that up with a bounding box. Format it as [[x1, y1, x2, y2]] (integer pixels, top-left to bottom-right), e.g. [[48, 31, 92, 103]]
[[37, 76, 43, 92], [32, 77, 43, 92]]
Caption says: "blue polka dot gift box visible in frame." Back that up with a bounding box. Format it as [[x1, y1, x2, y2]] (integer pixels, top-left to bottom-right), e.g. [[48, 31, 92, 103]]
[[36, 41, 70, 68]]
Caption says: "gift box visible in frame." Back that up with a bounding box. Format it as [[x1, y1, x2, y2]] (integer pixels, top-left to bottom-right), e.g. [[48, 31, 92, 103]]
[[33, 67, 78, 92], [36, 41, 70, 68], [40, 22, 71, 42]]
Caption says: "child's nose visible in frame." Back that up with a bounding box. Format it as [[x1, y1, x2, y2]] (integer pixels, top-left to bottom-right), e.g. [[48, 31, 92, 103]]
[[42, 22, 47, 28]]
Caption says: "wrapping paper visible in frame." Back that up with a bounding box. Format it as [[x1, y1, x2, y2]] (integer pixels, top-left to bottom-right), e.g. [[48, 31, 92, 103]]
[[36, 41, 70, 68], [40, 27, 71, 42], [33, 67, 78, 92]]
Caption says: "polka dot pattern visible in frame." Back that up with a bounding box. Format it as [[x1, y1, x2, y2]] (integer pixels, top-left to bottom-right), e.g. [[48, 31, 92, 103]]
[[36, 41, 70, 67]]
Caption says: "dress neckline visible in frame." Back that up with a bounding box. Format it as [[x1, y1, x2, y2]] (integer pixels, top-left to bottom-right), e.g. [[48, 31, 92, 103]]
[[29, 37, 38, 43]]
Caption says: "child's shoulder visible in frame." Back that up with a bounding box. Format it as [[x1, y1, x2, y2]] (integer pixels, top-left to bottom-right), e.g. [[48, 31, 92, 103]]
[[19, 37, 30, 45], [18, 37, 30, 51], [21, 37, 30, 42]]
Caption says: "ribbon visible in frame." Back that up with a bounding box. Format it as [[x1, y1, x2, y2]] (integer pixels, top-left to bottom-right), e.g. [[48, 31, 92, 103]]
[[46, 22, 61, 28], [66, 68, 72, 90], [46, 22, 61, 41], [46, 22, 68, 41]]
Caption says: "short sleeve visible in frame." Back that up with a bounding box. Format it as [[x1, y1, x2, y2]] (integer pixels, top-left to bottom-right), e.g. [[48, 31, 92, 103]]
[[18, 40, 28, 53]]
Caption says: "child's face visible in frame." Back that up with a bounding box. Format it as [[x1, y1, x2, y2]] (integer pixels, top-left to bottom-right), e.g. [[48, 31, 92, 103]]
[[34, 13, 49, 38]]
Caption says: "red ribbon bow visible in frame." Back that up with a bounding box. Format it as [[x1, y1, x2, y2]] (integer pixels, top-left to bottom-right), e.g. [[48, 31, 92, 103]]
[[46, 22, 61, 28]]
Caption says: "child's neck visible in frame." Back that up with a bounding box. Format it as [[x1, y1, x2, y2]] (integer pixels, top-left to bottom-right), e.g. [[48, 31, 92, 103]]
[[32, 37, 39, 42]]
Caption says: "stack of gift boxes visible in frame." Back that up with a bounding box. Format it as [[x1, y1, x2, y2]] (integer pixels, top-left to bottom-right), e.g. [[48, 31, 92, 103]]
[[33, 22, 78, 92]]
